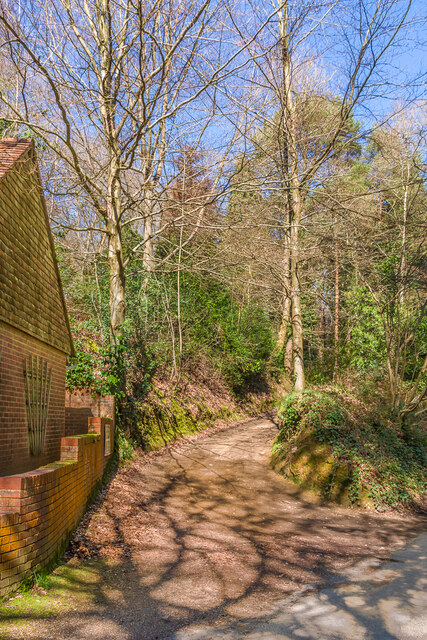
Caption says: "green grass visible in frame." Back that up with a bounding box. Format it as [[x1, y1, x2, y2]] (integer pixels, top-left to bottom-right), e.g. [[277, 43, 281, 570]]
[[0, 561, 108, 638]]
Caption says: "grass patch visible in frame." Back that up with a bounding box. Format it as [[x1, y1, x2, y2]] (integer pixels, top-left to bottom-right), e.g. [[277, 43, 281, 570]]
[[272, 388, 427, 510], [0, 560, 107, 638]]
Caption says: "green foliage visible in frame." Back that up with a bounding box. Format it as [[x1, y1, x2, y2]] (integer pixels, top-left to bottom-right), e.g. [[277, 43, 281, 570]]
[[342, 286, 386, 372], [276, 391, 345, 445], [66, 338, 129, 398], [60, 231, 275, 400], [126, 268, 274, 395], [0, 119, 9, 137], [197, 292, 272, 394], [274, 389, 427, 509], [19, 568, 53, 594], [66, 342, 98, 390], [115, 425, 138, 461]]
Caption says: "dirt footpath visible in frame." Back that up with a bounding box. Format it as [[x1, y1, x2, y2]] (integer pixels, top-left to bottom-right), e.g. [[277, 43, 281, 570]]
[[1, 417, 425, 640]]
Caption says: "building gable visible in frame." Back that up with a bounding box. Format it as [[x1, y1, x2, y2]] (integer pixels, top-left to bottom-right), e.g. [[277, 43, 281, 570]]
[[0, 138, 74, 355]]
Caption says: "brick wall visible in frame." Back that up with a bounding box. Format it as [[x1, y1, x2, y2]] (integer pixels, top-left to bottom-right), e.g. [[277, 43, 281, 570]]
[[0, 418, 113, 597], [0, 321, 67, 476], [65, 391, 115, 437]]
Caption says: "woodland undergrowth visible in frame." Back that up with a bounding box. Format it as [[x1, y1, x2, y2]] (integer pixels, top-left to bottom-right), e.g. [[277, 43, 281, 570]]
[[272, 382, 427, 511]]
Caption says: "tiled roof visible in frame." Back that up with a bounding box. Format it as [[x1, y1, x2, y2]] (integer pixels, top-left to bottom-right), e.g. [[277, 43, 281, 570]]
[[0, 138, 33, 181]]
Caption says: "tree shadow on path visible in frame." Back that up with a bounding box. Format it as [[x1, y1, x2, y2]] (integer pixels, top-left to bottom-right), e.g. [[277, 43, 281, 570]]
[[1, 418, 426, 640]]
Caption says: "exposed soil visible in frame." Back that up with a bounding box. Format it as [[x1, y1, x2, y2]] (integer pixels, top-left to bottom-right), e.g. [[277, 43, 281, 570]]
[[1, 417, 426, 640]]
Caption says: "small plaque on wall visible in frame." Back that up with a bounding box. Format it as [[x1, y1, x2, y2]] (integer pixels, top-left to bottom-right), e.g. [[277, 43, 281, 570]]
[[104, 421, 111, 456]]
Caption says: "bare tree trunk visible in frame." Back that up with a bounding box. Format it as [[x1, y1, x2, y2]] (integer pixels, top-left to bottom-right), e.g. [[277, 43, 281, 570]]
[[399, 171, 409, 306], [290, 190, 305, 391], [387, 350, 397, 407], [159, 278, 178, 378], [333, 224, 339, 380], [279, 0, 305, 392], [142, 189, 155, 273], [277, 294, 291, 351], [177, 224, 183, 369], [107, 215, 126, 345], [98, 1, 126, 357], [277, 232, 291, 362], [247, 264, 252, 306], [284, 337, 293, 376], [93, 258, 105, 342]]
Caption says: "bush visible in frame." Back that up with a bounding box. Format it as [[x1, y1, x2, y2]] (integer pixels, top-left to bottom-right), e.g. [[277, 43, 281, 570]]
[[273, 389, 427, 509], [137, 270, 274, 394], [66, 338, 128, 397]]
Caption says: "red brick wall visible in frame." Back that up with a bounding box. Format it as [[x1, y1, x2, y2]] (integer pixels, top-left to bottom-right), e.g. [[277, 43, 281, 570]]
[[65, 391, 115, 437], [0, 418, 113, 597], [0, 321, 67, 476]]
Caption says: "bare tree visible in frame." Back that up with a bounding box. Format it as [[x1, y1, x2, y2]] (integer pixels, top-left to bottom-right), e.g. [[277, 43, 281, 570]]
[[224, 0, 416, 391], [0, 0, 232, 349]]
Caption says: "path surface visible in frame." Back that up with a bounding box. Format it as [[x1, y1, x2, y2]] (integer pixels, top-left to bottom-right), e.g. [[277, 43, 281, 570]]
[[1, 417, 426, 640], [175, 532, 427, 640]]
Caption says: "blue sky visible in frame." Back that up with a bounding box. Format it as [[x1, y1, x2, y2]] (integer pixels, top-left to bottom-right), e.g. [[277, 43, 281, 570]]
[[364, 0, 426, 119]]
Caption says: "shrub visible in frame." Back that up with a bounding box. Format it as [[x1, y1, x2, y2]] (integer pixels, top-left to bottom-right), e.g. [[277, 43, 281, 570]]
[[273, 389, 427, 509]]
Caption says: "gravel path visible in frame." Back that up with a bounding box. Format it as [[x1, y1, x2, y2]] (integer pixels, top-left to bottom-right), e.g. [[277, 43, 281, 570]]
[[1, 417, 425, 640]]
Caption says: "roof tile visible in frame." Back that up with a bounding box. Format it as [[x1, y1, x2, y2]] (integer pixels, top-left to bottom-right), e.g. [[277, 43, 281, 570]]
[[0, 138, 33, 180]]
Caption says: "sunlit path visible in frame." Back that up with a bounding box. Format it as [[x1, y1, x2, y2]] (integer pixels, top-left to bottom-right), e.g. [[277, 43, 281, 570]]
[[1, 417, 425, 640]]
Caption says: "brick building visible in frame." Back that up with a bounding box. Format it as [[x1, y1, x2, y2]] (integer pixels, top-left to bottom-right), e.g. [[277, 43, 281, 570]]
[[0, 138, 114, 597], [0, 138, 74, 476]]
